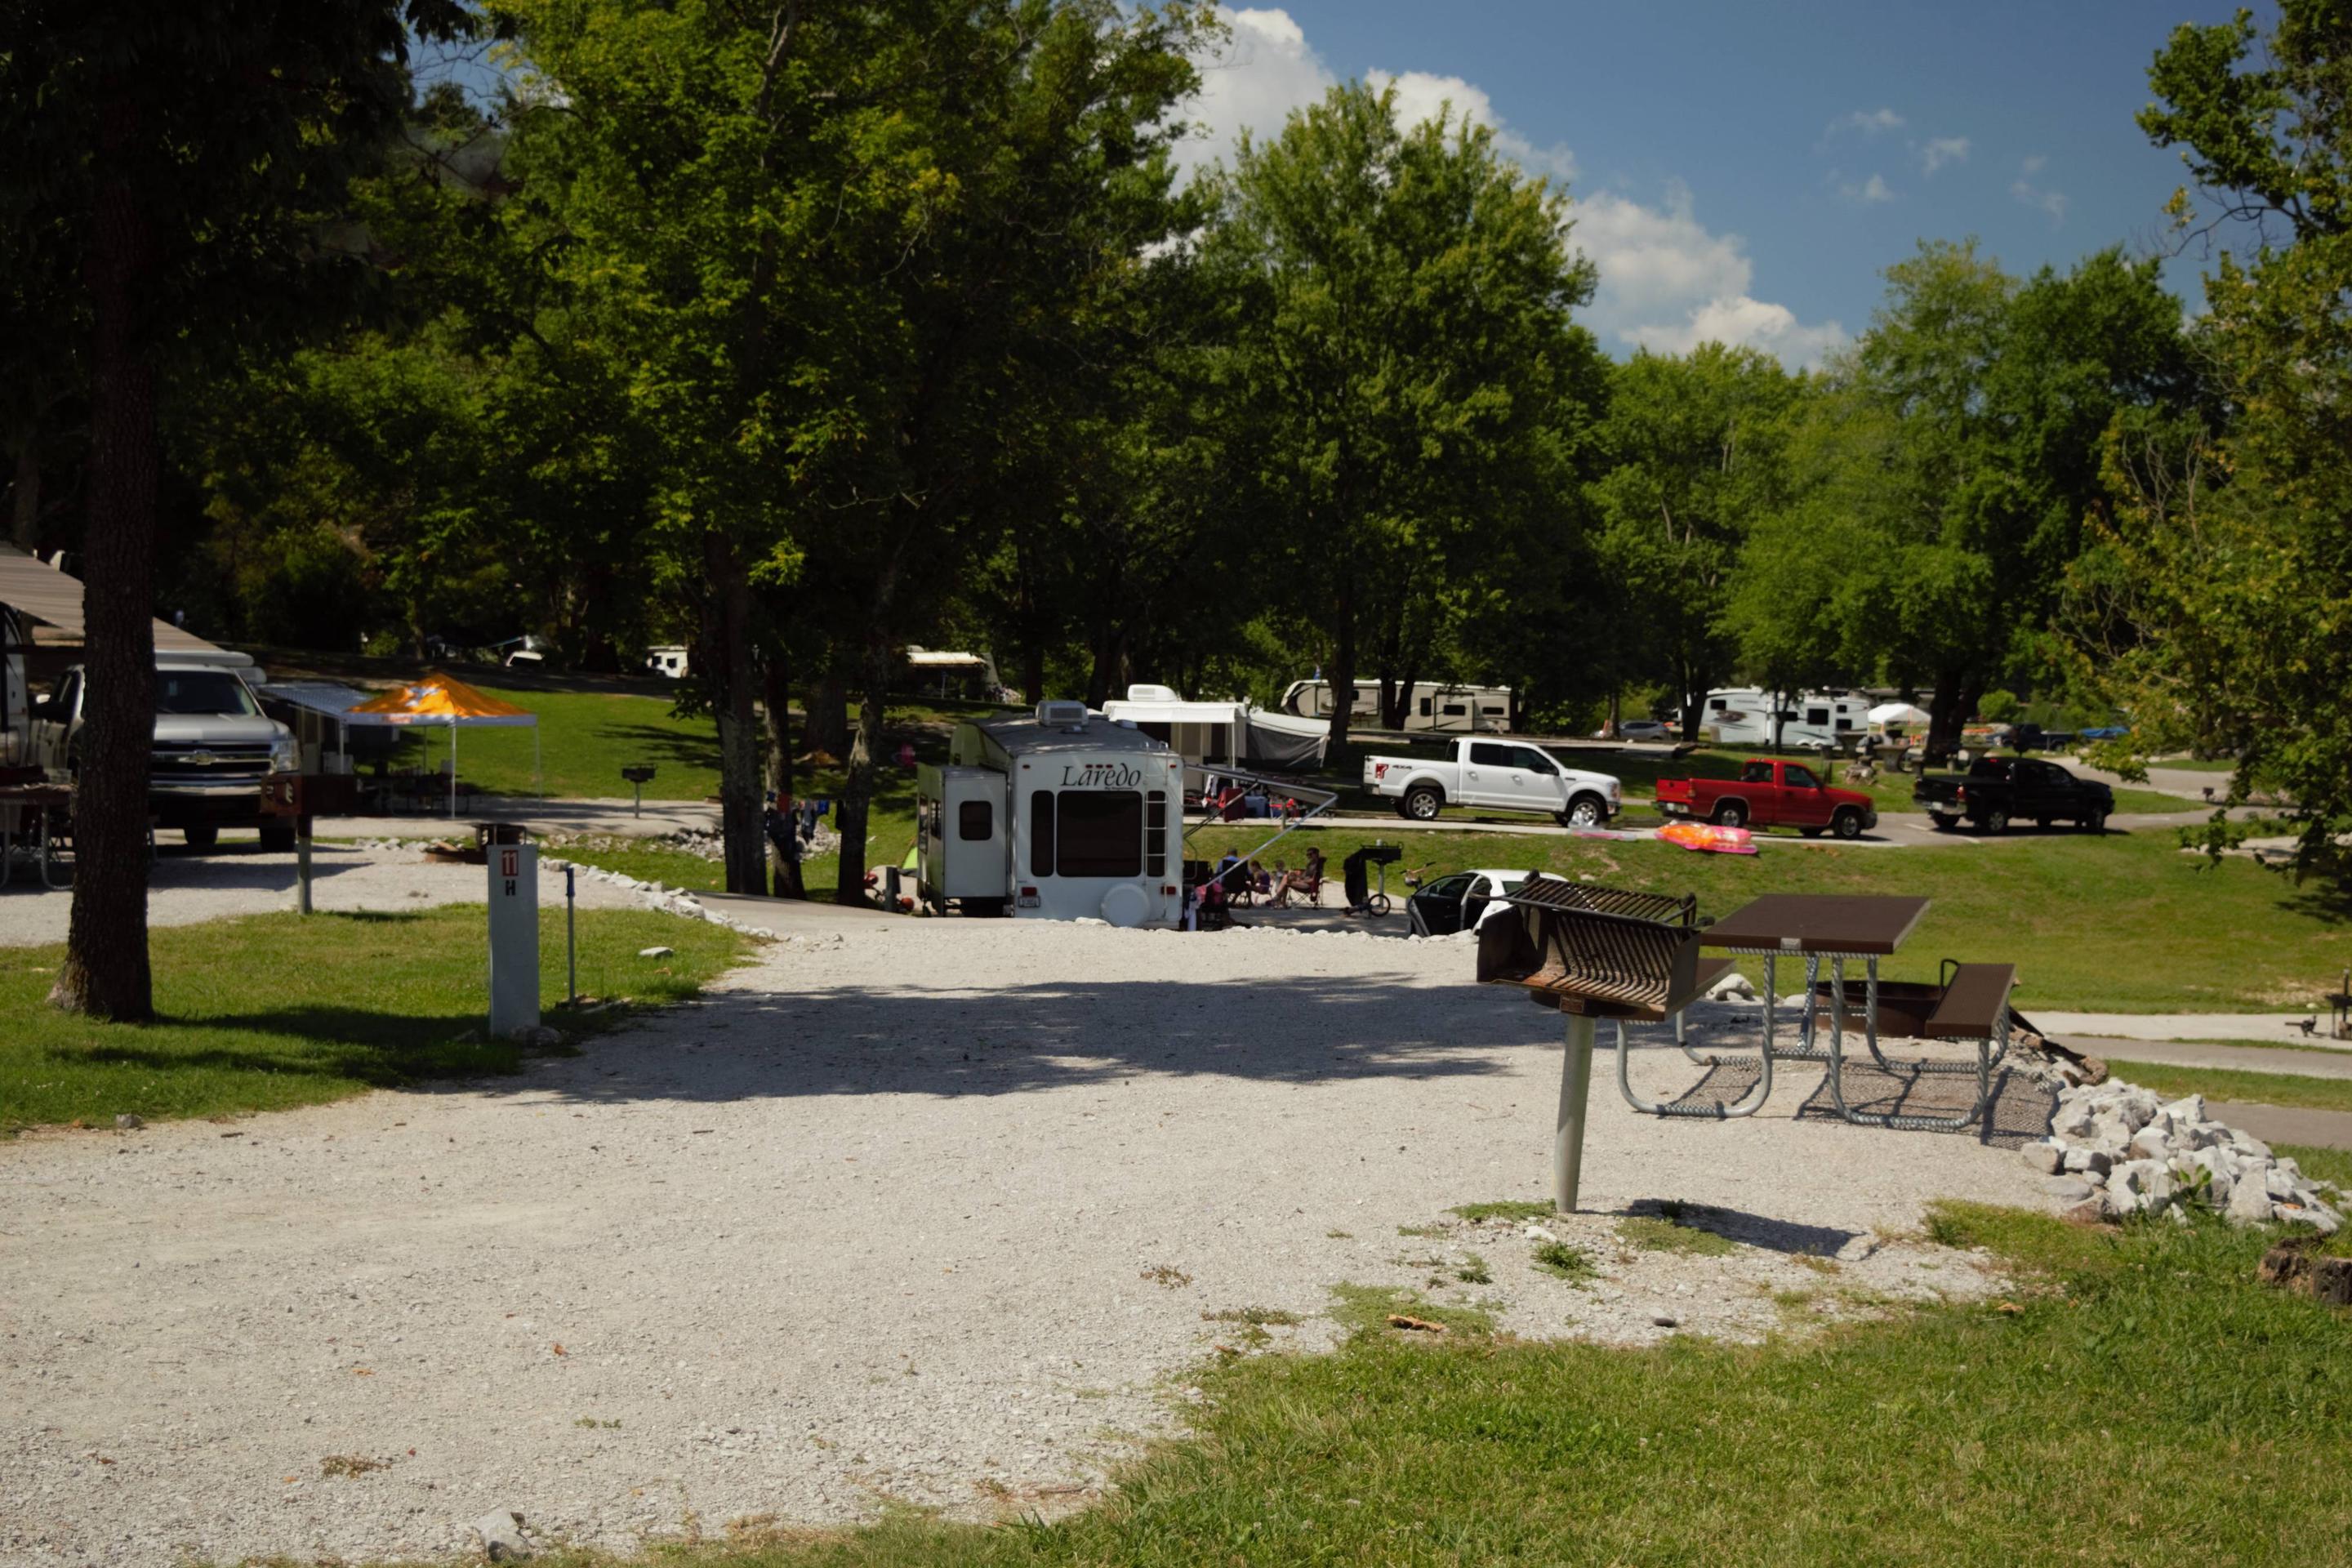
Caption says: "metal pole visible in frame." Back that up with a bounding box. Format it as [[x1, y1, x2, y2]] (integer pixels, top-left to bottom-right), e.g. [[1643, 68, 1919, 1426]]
[[296, 816, 313, 915], [1555, 1011, 1597, 1213], [565, 864, 577, 1005]]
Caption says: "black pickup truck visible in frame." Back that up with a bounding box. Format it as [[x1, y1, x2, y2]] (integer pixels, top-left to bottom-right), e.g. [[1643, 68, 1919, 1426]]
[[1913, 755, 2114, 835]]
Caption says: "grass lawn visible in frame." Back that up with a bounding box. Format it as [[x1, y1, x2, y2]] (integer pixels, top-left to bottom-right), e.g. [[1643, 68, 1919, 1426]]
[[345, 1200, 2351, 1566], [2102, 1058, 2352, 1116], [0, 907, 750, 1133], [1190, 820, 2351, 1013], [2282, 1143, 2352, 1187], [2157, 755, 2242, 774]]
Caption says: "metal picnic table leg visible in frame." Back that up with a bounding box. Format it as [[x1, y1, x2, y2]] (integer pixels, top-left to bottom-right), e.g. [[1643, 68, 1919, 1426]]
[[1825, 987, 2000, 1132], [1555, 1012, 1597, 1213], [1615, 1017, 1772, 1119]]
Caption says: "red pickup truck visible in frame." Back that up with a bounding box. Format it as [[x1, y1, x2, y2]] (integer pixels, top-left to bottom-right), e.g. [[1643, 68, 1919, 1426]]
[[1655, 759, 1878, 839]]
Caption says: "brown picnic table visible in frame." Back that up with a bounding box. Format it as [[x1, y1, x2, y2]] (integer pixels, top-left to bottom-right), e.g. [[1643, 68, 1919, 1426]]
[[1698, 893, 2011, 1130]]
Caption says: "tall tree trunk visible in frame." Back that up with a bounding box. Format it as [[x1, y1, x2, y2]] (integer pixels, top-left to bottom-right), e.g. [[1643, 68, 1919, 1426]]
[[10, 425, 39, 553], [834, 621, 894, 902], [1022, 642, 1045, 708], [1927, 670, 1963, 759], [1323, 567, 1356, 771], [51, 92, 157, 1022], [700, 534, 765, 895], [805, 665, 850, 759], [761, 643, 799, 898]]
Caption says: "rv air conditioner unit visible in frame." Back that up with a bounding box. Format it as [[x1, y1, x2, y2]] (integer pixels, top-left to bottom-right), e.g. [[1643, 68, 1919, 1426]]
[[1036, 700, 1090, 729]]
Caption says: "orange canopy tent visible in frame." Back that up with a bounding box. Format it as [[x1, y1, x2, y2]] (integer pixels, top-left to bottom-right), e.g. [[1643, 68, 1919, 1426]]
[[348, 672, 538, 815]]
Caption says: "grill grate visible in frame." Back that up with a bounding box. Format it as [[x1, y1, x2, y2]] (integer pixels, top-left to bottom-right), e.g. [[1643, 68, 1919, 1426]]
[[1478, 877, 1706, 1020]]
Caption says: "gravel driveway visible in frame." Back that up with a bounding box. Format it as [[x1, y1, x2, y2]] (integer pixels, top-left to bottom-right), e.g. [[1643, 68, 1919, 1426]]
[[1, 917, 2051, 1566]]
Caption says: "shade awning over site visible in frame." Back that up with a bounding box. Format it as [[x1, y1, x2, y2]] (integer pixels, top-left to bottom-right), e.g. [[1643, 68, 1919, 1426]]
[[348, 672, 537, 726], [1866, 702, 1931, 728], [347, 672, 538, 815], [0, 542, 246, 659]]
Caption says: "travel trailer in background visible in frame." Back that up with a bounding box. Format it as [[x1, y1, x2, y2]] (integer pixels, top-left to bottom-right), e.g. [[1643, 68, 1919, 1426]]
[[1677, 688, 1870, 750], [644, 645, 690, 679], [1099, 684, 1329, 771], [916, 702, 1185, 927], [1279, 678, 1514, 733]]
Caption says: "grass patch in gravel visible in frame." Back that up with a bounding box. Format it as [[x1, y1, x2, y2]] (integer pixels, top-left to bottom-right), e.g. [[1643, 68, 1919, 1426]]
[[1326, 1284, 1496, 1338], [1530, 1239, 1598, 1284], [1619, 1202, 1738, 1256], [1449, 1197, 1555, 1222], [0, 906, 750, 1133], [469, 1200, 2352, 1567], [2103, 1059, 2352, 1115]]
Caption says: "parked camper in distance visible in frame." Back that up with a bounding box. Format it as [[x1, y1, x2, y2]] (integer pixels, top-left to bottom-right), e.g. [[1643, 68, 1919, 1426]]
[[1280, 679, 1513, 733], [916, 702, 1185, 927], [644, 645, 690, 679], [1675, 688, 1869, 750], [1100, 684, 1329, 771]]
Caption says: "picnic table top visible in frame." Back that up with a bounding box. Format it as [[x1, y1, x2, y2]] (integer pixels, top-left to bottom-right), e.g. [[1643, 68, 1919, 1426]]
[[1701, 893, 1931, 956]]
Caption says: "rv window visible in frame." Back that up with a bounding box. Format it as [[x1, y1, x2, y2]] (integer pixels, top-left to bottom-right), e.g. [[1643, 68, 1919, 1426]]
[[1710, 698, 1727, 710], [1481, 704, 1506, 715], [1442, 703, 1468, 716], [1837, 717, 1855, 730], [1056, 791, 1142, 877], [1146, 791, 1167, 877], [1418, 697, 1432, 716], [1806, 707, 1829, 726], [1469, 742, 1513, 766], [1029, 790, 1055, 877], [958, 800, 993, 841]]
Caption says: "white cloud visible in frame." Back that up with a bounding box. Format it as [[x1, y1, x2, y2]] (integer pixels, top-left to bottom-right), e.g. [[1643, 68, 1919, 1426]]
[[1833, 172, 1896, 204], [1172, 8, 1334, 179], [1918, 136, 1970, 175], [2011, 154, 2067, 224], [1365, 68, 1576, 183], [1829, 106, 1905, 139], [1172, 10, 1841, 368], [1571, 185, 1846, 368]]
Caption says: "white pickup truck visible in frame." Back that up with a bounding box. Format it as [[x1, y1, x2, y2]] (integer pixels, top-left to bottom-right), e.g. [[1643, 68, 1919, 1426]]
[[1364, 738, 1621, 826]]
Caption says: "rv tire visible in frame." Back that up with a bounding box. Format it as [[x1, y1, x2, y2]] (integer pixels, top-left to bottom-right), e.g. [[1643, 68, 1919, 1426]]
[[181, 826, 219, 851]]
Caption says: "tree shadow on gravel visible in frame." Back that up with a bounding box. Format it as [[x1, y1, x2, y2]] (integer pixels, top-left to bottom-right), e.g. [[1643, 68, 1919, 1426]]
[[469, 970, 1556, 1107]]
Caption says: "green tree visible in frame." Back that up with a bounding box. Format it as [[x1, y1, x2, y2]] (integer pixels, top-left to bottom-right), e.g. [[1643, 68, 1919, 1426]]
[[1204, 79, 1596, 767], [2064, 2, 2352, 873], [0, 0, 467, 1020], [1590, 344, 1799, 740]]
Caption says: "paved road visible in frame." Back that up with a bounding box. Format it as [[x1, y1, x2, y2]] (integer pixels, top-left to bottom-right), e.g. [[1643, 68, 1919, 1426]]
[[2205, 1102, 2352, 1152], [2037, 1011, 2348, 1045]]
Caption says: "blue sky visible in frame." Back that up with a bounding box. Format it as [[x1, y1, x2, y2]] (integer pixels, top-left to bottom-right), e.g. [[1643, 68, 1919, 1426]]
[[1178, 2, 2265, 366]]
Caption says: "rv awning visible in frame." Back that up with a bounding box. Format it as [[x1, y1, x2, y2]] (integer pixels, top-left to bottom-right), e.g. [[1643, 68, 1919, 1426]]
[[1104, 699, 1248, 726], [0, 543, 243, 658], [258, 682, 379, 719]]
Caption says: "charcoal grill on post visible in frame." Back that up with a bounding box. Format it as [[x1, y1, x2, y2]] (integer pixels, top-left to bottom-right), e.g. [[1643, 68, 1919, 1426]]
[[1477, 879, 1750, 1211]]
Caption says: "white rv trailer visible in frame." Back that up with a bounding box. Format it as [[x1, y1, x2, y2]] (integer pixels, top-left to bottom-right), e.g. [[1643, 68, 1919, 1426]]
[[916, 701, 1186, 927], [1279, 678, 1513, 733], [1099, 684, 1329, 771], [1679, 688, 1870, 750]]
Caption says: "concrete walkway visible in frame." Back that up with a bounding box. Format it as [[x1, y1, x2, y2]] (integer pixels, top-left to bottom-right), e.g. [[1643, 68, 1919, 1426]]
[[316, 795, 722, 840], [2035, 1011, 2349, 1046], [2065, 1038, 2352, 1079], [2206, 1102, 2352, 1152]]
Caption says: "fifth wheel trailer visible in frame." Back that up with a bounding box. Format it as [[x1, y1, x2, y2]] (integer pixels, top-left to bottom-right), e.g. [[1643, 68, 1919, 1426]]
[[916, 702, 1186, 927]]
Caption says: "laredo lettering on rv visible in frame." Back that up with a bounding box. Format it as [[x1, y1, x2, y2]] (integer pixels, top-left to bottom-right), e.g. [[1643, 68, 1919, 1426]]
[[1061, 763, 1144, 788]]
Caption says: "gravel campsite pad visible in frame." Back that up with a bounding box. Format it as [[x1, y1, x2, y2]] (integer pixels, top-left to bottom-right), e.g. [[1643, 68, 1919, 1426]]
[[2, 917, 2047, 1566]]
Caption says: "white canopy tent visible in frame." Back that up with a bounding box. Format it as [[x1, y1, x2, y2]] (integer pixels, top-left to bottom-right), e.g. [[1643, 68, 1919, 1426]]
[[1866, 702, 1931, 730]]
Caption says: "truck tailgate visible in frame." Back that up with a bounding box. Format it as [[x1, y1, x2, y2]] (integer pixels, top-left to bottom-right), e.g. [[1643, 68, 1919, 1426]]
[[1655, 778, 1696, 803]]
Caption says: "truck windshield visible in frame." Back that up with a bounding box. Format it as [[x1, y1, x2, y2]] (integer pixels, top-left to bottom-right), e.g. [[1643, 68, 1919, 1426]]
[[155, 670, 260, 716]]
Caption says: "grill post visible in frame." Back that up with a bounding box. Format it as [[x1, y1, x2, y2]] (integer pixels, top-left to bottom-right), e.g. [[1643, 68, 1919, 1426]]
[[1556, 1012, 1597, 1213]]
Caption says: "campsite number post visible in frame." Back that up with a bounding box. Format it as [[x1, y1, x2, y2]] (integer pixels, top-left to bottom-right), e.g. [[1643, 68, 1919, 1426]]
[[485, 826, 540, 1036]]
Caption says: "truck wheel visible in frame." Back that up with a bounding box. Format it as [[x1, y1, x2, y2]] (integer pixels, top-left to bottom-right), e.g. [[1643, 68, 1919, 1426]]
[[2081, 809, 2107, 834], [1403, 786, 1444, 821], [1831, 808, 1863, 840], [1563, 795, 1605, 828], [1929, 813, 1958, 832], [181, 826, 219, 851], [1711, 800, 1748, 829], [1980, 808, 2011, 835], [256, 824, 296, 853]]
